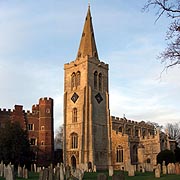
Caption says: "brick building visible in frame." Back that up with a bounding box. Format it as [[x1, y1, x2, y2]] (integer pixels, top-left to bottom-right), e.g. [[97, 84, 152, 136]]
[[0, 97, 54, 166]]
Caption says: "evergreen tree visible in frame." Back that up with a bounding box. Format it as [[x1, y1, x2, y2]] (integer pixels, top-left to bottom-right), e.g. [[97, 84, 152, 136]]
[[0, 121, 31, 168]]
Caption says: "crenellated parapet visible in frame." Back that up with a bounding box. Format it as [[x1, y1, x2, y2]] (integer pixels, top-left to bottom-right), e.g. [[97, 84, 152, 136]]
[[111, 116, 156, 139], [0, 108, 12, 113]]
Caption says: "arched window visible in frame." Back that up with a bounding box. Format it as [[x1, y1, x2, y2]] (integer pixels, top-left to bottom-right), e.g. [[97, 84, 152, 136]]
[[116, 145, 123, 163], [118, 126, 122, 133], [76, 71, 81, 86], [135, 129, 139, 137], [126, 128, 132, 136], [71, 133, 78, 149], [99, 73, 102, 91], [71, 73, 76, 89], [132, 145, 138, 164], [72, 108, 77, 123], [94, 71, 98, 89]]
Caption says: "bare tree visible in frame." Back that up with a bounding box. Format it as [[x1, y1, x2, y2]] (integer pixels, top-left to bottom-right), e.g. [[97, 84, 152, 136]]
[[54, 125, 63, 149], [165, 122, 180, 144], [143, 0, 180, 69], [147, 121, 163, 130]]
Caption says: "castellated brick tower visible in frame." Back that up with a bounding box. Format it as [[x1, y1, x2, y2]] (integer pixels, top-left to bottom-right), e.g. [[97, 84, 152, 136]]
[[38, 97, 54, 166], [64, 6, 112, 170]]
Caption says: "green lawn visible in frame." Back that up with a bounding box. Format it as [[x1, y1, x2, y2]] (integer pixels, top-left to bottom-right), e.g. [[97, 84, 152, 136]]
[[83, 171, 180, 180], [0, 172, 39, 180], [0, 171, 179, 180]]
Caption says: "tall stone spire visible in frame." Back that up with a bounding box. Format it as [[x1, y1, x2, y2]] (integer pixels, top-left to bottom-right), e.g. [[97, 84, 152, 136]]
[[76, 5, 99, 60]]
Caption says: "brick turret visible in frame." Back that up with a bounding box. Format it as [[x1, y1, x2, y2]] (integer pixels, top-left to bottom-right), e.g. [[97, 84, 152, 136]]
[[38, 97, 54, 166]]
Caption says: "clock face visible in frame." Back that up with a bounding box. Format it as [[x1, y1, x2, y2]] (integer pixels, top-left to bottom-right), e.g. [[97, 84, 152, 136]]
[[71, 92, 79, 103], [95, 93, 103, 104]]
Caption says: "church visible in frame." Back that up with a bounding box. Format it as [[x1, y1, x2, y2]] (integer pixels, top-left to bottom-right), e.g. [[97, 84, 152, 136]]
[[63, 6, 174, 171]]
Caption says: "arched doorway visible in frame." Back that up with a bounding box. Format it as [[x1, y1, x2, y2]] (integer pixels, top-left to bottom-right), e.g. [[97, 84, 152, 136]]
[[71, 155, 76, 171]]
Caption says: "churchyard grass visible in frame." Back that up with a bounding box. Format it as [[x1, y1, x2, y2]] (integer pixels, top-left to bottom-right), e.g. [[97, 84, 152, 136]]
[[0, 172, 39, 180], [83, 171, 180, 180], [0, 171, 180, 179]]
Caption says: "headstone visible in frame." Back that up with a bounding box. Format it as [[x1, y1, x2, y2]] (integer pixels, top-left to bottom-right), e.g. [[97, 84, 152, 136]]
[[93, 165, 96, 172], [73, 169, 84, 180], [18, 165, 23, 178], [171, 163, 175, 174], [0, 161, 4, 177], [109, 166, 113, 176], [65, 165, 71, 180], [175, 163, 180, 175], [39, 169, 43, 180], [128, 165, 135, 176], [155, 168, 160, 178], [37, 167, 41, 173], [60, 164, 64, 180], [48, 167, 54, 180], [55, 167, 60, 180], [162, 165, 167, 175], [167, 163, 173, 174], [4, 165, 7, 179], [43, 168, 49, 180], [6, 164, 14, 180], [112, 171, 125, 180], [157, 164, 161, 174], [97, 173, 108, 180], [24, 168, 29, 179], [34, 164, 37, 172]]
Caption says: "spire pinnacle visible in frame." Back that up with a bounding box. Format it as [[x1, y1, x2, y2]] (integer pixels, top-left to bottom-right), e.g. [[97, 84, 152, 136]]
[[76, 6, 99, 60]]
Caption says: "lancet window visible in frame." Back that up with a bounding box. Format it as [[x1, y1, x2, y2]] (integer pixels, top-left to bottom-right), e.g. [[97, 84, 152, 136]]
[[116, 145, 123, 163], [94, 71, 98, 89], [72, 108, 77, 123], [99, 73, 102, 91], [71, 133, 78, 149]]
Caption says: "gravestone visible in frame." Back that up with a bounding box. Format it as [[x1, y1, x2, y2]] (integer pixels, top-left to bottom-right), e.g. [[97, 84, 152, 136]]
[[6, 164, 14, 180], [157, 164, 161, 174], [109, 166, 113, 176], [93, 165, 96, 172], [39, 169, 43, 180], [167, 163, 173, 174], [112, 171, 125, 180], [37, 167, 41, 173], [18, 165, 23, 178], [48, 167, 54, 180], [155, 168, 160, 178], [97, 173, 108, 180], [0, 161, 3, 177], [24, 168, 28, 179], [43, 168, 49, 180], [175, 163, 180, 175], [171, 163, 175, 174], [60, 164, 64, 180], [65, 165, 71, 180], [55, 167, 60, 180], [128, 165, 135, 176], [34, 164, 37, 172]]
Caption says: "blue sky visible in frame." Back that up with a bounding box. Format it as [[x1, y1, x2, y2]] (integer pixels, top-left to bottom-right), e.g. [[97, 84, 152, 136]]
[[0, 0, 180, 132]]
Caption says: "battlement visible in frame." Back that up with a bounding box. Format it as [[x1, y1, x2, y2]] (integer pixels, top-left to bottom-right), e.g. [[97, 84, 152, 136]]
[[39, 97, 53, 104], [111, 116, 154, 128], [0, 108, 12, 113]]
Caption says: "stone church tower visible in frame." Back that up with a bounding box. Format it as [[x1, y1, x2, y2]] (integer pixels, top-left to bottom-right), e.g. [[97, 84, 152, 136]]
[[63, 6, 111, 170]]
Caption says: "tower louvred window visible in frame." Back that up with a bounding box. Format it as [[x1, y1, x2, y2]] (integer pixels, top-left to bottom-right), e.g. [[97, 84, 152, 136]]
[[71, 73, 76, 89], [94, 71, 98, 89], [99, 73, 102, 91], [72, 108, 77, 122], [76, 71, 81, 86]]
